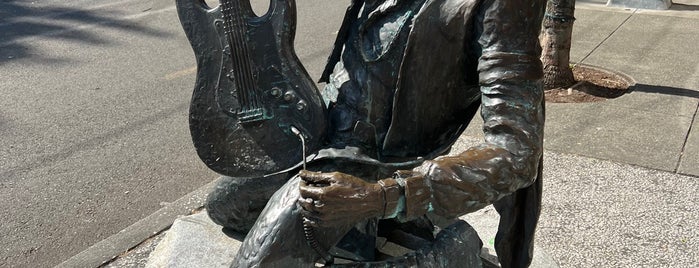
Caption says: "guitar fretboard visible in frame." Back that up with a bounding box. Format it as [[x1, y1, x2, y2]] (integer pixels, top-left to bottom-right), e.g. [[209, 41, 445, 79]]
[[219, 0, 265, 122]]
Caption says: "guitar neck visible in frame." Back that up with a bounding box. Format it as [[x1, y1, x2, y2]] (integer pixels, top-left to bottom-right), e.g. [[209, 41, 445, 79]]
[[219, 0, 264, 121]]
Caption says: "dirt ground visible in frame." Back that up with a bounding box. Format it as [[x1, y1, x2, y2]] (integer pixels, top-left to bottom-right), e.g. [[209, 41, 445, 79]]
[[544, 64, 634, 103]]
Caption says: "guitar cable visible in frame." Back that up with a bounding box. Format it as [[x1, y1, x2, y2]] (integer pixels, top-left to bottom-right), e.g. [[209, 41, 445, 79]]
[[290, 126, 334, 266]]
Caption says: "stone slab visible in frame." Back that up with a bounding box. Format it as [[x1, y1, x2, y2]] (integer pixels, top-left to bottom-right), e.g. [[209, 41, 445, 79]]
[[544, 101, 692, 172], [146, 211, 242, 268], [582, 14, 699, 90], [570, 8, 634, 63]]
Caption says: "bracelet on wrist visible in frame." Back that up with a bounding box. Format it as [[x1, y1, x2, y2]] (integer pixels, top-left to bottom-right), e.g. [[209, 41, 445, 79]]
[[377, 178, 403, 219]]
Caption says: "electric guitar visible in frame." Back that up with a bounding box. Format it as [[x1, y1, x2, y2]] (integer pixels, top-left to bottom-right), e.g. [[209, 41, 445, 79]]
[[176, 0, 327, 177]]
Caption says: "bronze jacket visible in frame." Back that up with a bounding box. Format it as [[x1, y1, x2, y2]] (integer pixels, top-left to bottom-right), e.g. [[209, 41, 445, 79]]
[[321, 0, 546, 266]]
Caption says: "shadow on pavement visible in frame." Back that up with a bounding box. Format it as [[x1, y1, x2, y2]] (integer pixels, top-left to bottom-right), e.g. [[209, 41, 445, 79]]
[[671, 3, 699, 11], [0, 0, 170, 64], [632, 84, 699, 99]]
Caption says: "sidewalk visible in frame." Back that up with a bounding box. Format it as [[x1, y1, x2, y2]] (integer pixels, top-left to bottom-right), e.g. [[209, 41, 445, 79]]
[[540, 1, 699, 266], [62, 2, 699, 267]]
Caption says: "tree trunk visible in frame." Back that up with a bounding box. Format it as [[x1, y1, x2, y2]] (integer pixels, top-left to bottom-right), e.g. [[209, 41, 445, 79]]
[[540, 0, 576, 90]]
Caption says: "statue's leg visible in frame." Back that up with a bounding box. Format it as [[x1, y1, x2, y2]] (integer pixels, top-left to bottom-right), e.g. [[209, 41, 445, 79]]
[[332, 220, 483, 267], [493, 155, 543, 268], [232, 176, 356, 267], [206, 173, 288, 233]]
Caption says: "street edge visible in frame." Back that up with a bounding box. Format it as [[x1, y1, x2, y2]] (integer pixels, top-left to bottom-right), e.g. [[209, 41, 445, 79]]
[[55, 177, 221, 268]]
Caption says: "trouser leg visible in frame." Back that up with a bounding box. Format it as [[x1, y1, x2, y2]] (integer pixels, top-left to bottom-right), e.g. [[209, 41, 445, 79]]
[[205, 173, 288, 233], [232, 176, 484, 267], [332, 220, 483, 267], [232, 176, 356, 267], [493, 156, 543, 268]]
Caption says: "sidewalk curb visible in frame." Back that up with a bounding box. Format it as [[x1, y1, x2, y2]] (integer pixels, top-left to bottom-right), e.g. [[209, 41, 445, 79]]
[[56, 178, 220, 268]]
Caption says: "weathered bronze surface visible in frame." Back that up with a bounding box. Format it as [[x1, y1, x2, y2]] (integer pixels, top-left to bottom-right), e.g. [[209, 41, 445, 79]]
[[176, 0, 327, 178], [176, 0, 546, 266]]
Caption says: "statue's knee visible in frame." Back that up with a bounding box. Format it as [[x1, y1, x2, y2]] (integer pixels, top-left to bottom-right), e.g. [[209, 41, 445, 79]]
[[205, 175, 286, 233], [410, 220, 483, 267]]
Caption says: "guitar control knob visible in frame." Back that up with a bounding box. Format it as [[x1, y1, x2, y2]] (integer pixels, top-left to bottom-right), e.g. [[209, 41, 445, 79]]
[[296, 100, 307, 111], [271, 87, 282, 98], [283, 91, 296, 102]]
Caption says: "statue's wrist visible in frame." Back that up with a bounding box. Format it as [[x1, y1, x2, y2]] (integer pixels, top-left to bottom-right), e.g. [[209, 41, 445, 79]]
[[394, 170, 432, 220], [378, 178, 403, 219]]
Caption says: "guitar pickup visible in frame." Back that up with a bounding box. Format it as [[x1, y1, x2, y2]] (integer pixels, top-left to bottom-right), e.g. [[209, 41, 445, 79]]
[[238, 107, 268, 123]]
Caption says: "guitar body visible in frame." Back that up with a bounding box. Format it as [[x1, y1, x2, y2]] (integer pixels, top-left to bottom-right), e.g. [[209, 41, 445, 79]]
[[176, 0, 327, 177]]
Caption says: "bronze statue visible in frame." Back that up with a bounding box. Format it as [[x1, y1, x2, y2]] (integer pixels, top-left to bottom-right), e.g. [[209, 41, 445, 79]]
[[176, 0, 546, 266]]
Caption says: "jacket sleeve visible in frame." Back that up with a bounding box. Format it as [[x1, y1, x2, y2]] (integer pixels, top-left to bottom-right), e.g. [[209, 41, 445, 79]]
[[386, 0, 546, 221]]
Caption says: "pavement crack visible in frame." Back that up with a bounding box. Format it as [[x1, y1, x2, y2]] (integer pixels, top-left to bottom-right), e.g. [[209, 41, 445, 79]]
[[675, 101, 699, 173], [579, 9, 637, 64]]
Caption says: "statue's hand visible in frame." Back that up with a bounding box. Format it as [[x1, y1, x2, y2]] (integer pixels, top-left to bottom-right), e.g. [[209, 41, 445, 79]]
[[298, 170, 383, 227]]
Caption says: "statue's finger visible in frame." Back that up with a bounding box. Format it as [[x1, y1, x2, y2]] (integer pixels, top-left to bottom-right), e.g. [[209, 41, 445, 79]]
[[298, 197, 316, 212], [299, 184, 324, 199], [299, 170, 331, 184], [301, 211, 322, 227]]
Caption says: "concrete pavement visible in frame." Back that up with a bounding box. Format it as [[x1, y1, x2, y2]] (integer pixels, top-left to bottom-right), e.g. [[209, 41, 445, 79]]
[[41, 0, 699, 267], [539, 2, 699, 266]]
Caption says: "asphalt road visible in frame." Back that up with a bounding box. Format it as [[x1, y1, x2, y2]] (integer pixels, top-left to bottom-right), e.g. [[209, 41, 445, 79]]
[[0, 0, 347, 266]]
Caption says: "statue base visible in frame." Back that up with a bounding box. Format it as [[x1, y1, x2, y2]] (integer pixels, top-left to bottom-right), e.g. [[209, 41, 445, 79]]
[[142, 207, 559, 267]]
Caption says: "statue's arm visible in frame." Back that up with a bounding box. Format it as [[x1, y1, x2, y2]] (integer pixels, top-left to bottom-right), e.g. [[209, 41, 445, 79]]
[[381, 0, 547, 221]]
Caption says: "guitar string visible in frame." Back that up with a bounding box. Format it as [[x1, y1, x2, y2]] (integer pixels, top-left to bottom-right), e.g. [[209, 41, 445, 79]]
[[221, 0, 250, 113], [239, 0, 265, 112], [221, 1, 249, 110], [234, 0, 261, 112], [228, 0, 262, 114], [231, 2, 254, 112]]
